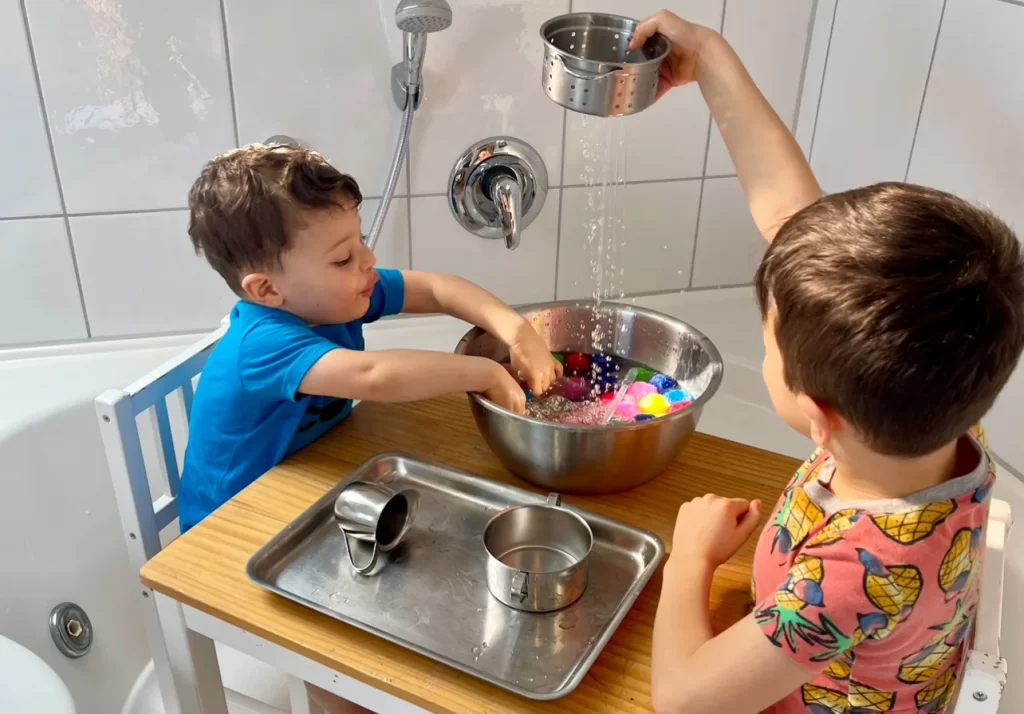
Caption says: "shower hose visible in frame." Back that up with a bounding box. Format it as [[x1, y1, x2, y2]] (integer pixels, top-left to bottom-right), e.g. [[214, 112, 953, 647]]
[[365, 101, 416, 252]]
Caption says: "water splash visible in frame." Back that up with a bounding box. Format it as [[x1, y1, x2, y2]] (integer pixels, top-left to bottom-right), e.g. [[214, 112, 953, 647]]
[[578, 115, 627, 352]]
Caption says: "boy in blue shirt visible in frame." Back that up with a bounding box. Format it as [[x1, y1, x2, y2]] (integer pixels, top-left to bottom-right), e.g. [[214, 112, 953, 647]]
[[178, 143, 561, 536]]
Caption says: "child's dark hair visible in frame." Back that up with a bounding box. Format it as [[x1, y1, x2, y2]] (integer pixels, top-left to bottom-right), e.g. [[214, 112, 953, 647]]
[[756, 182, 1024, 456], [188, 143, 362, 294]]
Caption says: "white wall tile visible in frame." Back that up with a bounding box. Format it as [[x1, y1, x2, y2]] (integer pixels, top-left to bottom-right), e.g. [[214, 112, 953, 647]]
[[810, 0, 944, 192], [224, 0, 406, 196], [410, 191, 560, 305], [0, 218, 87, 344], [906, 0, 1024, 473], [24, 0, 236, 213], [691, 176, 763, 287], [557, 181, 700, 299], [408, 0, 568, 194], [908, 0, 1024, 233], [0, 2, 61, 218], [362, 197, 410, 271], [705, 0, 815, 176], [563, 0, 723, 184], [72, 210, 235, 337]]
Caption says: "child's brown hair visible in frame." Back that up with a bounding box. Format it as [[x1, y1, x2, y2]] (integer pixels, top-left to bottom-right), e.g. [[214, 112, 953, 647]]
[[756, 182, 1024, 456], [188, 143, 362, 294]]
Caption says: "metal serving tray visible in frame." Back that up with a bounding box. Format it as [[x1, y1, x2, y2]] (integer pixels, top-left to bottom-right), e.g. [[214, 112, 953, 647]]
[[246, 453, 664, 700]]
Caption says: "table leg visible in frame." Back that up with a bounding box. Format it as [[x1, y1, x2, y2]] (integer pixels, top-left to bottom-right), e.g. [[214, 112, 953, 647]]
[[154, 592, 229, 714]]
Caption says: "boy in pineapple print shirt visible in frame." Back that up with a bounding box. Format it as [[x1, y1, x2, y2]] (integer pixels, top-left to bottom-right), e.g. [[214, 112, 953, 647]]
[[630, 11, 1024, 714], [754, 425, 994, 713]]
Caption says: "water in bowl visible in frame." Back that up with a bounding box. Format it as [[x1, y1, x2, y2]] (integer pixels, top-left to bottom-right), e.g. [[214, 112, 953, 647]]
[[502, 351, 695, 426]]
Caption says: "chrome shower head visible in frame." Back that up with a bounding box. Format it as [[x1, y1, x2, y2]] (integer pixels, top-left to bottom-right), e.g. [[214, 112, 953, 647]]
[[394, 0, 451, 106], [395, 0, 452, 34]]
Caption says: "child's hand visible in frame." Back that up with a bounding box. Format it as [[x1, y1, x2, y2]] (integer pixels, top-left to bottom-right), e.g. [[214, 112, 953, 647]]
[[671, 494, 762, 569], [508, 322, 563, 396], [484, 362, 528, 415], [629, 11, 717, 100]]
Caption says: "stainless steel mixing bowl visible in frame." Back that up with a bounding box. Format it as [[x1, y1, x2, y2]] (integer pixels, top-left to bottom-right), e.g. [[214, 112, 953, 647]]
[[454, 301, 724, 494]]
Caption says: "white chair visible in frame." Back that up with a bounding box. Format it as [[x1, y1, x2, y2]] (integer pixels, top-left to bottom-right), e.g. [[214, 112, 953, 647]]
[[95, 322, 320, 714], [953, 498, 1012, 713]]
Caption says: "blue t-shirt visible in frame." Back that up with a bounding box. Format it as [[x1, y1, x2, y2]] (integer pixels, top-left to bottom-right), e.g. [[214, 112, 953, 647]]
[[178, 268, 405, 532]]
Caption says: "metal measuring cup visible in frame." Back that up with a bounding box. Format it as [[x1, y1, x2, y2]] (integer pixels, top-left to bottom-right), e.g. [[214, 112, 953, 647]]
[[334, 481, 413, 575]]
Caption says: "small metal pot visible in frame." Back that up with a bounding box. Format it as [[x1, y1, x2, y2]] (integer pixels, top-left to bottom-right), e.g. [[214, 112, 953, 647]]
[[540, 12, 671, 117], [483, 493, 593, 613]]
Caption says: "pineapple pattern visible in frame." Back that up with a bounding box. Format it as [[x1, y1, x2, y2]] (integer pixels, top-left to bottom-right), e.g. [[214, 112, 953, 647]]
[[752, 431, 993, 714]]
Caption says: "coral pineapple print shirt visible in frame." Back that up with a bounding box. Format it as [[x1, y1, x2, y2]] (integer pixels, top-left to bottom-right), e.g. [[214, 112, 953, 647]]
[[753, 426, 993, 714]]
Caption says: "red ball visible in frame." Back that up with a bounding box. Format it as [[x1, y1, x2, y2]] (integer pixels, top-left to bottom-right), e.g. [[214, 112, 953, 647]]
[[564, 352, 591, 375]]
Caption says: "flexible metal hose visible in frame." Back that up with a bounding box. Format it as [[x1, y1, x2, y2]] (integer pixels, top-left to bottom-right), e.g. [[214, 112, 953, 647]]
[[366, 100, 415, 251]]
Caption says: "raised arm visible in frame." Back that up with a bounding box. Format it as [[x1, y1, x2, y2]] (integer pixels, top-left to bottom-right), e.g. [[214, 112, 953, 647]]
[[631, 11, 822, 241]]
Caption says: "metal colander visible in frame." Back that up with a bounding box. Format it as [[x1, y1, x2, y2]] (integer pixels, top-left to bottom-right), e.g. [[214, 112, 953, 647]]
[[540, 13, 670, 117]]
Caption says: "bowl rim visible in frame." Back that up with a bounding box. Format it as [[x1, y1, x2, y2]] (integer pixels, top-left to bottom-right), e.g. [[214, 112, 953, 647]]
[[454, 299, 725, 433]]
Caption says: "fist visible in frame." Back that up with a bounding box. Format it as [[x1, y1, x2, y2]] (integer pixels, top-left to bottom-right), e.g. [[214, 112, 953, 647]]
[[672, 494, 762, 568]]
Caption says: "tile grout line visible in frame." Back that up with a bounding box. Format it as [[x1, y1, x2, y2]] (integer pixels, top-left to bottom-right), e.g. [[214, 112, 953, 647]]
[[218, 0, 242, 147], [903, 0, 948, 182], [791, 0, 821, 131], [806, 0, 840, 167], [18, 0, 92, 338], [0, 283, 757, 352], [687, 0, 730, 291]]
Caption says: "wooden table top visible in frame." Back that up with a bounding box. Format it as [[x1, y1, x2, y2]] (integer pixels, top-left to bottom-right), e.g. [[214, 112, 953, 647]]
[[141, 395, 800, 713]]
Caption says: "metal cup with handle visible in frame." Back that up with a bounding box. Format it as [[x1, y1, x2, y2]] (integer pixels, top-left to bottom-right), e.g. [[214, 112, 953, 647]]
[[334, 481, 413, 575]]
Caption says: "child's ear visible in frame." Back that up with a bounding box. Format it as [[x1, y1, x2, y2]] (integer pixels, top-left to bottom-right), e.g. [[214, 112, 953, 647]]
[[795, 393, 839, 448], [240, 272, 284, 308]]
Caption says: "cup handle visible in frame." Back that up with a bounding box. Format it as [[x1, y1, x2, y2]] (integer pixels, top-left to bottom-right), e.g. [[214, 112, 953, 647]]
[[344, 532, 380, 575], [546, 493, 562, 508], [510, 571, 529, 603]]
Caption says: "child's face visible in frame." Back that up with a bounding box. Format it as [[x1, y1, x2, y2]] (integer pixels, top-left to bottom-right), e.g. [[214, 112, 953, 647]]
[[762, 306, 811, 440], [273, 202, 377, 325]]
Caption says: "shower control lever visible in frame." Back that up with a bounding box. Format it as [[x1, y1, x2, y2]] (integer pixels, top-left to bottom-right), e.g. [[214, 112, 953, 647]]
[[448, 137, 548, 251]]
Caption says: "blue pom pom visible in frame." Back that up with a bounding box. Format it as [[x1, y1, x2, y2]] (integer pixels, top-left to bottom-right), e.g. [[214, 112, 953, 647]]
[[634, 413, 655, 422], [664, 389, 693, 404], [650, 373, 676, 393]]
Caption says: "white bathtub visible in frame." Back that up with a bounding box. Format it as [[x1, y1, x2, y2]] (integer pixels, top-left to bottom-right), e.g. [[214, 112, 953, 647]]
[[1, 289, 1020, 713]]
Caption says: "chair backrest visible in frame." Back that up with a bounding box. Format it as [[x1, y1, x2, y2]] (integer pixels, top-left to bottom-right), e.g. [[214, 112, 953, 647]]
[[95, 322, 226, 570], [952, 498, 1012, 713]]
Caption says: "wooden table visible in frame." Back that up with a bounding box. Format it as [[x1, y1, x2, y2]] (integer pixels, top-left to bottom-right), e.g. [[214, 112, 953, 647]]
[[141, 395, 799, 714]]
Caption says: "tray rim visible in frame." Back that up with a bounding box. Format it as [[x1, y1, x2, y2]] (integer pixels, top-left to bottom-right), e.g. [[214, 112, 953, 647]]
[[245, 451, 666, 701]]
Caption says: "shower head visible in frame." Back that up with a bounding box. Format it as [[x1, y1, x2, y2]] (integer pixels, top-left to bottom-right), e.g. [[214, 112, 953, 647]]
[[395, 0, 453, 34], [394, 0, 451, 107]]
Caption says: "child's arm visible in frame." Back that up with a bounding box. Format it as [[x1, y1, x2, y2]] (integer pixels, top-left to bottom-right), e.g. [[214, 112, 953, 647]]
[[651, 496, 812, 714], [400, 270, 562, 395], [299, 347, 527, 413], [630, 12, 822, 241]]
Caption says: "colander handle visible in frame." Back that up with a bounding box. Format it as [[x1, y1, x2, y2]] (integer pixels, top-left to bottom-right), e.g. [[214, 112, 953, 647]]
[[554, 53, 621, 81]]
